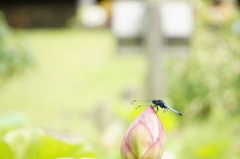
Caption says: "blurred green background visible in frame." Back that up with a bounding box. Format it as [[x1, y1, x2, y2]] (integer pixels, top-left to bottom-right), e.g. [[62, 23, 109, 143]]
[[0, 0, 240, 159]]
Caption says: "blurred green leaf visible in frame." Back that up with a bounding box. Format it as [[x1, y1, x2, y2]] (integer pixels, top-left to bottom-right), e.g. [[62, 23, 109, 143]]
[[4, 128, 39, 159], [25, 135, 95, 159], [0, 140, 14, 159], [1, 127, 95, 159]]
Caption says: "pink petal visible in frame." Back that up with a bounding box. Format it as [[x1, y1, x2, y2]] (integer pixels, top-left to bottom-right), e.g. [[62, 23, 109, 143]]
[[157, 116, 165, 141], [141, 139, 165, 159], [141, 106, 161, 142], [125, 118, 141, 137], [121, 141, 137, 159], [127, 121, 153, 158], [125, 106, 156, 137]]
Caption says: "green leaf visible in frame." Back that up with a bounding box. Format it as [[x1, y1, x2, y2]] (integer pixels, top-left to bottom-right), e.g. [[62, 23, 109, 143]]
[[4, 128, 38, 159], [25, 134, 95, 159], [0, 140, 14, 159]]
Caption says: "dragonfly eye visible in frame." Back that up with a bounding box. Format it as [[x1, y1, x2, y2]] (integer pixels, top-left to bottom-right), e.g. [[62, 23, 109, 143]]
[[151, 100, 154, 105]]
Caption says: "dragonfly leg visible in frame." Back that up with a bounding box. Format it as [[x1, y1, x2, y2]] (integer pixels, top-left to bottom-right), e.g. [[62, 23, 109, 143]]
[[153, 104, 158, 112]]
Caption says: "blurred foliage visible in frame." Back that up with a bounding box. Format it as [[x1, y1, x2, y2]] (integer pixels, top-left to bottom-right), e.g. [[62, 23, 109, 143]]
[[0, 114, 95, 159], [175, 108, 240, 159], [0, 12, 33, 84], [166, 1, 240, 118], [164, 1, 240, 159]]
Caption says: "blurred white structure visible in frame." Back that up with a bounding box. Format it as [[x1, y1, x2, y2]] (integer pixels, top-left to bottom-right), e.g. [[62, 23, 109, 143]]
[[81, 5, 108, 28], [159, 1, 194, 39], [111, 0, 194, 54], [77, 0, 108, 28], [111, 0, 194, 97], [112, 1, 146, 39]]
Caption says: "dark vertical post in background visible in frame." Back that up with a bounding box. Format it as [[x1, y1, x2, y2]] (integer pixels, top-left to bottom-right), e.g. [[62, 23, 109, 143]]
[[146, 2, 166, 99]]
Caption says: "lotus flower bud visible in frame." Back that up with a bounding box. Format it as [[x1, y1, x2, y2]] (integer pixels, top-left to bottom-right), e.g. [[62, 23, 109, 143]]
[[121, 106, 166, 159]]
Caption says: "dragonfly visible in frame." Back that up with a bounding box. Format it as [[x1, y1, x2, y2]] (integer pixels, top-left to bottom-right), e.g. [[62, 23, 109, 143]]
[[131, 99, 182, 116]]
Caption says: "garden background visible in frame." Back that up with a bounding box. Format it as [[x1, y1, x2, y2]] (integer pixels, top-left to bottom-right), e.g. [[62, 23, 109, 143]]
[[0, 0, 240, 159]]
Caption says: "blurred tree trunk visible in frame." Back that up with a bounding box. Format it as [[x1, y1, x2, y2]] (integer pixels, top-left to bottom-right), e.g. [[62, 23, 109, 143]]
[[146, 2, 166, 99]]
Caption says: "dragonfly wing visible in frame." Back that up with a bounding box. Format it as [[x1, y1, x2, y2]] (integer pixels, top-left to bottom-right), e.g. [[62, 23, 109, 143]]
[[131, 100, 152, 106], [163, 108, 169, 113], [163, 104, 182, 116], [131, 100, 152, 109]]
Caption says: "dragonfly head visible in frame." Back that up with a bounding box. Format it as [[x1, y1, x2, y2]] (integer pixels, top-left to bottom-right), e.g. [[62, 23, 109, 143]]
[[152, 99, 164, 106], [152, 99, 157, 105]]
